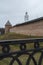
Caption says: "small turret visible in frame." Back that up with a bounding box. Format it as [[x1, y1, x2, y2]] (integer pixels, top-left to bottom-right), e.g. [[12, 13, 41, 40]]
[[5, 20, 12, 33]]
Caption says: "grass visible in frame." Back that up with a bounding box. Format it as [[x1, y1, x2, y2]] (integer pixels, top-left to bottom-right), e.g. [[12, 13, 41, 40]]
[[0, 32, 29, 40], [0, 32, 43, 40], [0, 32, 43, 65]]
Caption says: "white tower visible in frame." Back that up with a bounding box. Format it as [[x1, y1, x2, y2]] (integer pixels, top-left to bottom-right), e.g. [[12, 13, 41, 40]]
[[24, 12, 29, 22]]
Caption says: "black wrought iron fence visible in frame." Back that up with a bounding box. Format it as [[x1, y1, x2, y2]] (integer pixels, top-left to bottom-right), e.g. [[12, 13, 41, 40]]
[[0, 38, 43, 65]]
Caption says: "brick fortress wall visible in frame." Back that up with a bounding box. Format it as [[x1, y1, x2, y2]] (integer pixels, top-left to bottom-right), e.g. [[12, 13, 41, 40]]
[[10, 20, 43, 36]]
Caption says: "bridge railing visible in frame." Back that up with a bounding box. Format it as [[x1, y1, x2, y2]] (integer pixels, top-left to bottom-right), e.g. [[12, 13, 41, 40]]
[[0, 38, 43, 65]]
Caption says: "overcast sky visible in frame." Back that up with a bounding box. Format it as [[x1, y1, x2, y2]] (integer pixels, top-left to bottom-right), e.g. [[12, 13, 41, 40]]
[[0, 0, 43, 28]]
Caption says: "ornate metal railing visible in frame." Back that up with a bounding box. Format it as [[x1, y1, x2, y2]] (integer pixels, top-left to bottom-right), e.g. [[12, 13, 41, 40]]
[[0, 38, 43, 65]]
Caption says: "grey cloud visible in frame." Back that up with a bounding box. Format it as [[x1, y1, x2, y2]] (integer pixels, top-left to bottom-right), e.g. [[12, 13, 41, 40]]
[[0, 0, 43, 27]]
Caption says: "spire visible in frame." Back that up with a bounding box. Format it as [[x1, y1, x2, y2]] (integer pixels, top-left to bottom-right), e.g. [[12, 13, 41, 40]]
[[5, 20, 12, 26]]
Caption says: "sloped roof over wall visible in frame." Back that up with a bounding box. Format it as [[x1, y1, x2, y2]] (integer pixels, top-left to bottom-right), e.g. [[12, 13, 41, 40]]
[[13, 17, 43, 27]]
